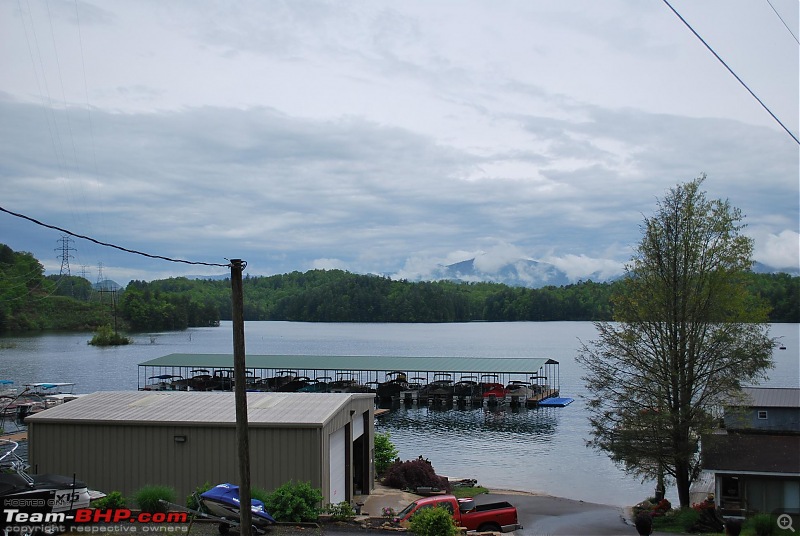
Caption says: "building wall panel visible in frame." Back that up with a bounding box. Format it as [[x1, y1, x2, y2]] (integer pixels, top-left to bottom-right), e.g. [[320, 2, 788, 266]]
[[27, 394, 373, 506]]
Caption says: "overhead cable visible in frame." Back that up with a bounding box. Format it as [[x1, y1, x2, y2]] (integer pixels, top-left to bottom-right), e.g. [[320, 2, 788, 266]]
[[662, 0, 799, 145], [0, 205, 231, 268], [766, 0, 799, 44]]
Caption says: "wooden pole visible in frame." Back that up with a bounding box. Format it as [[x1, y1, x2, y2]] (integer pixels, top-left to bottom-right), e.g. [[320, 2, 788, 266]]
[[230, 259, 252, 536]]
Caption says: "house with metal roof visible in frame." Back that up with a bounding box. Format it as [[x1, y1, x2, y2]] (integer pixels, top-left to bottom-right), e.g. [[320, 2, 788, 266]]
[[701, 387, 800, 516], [26, 391, 375, 506], [723, 387, 800, 433]]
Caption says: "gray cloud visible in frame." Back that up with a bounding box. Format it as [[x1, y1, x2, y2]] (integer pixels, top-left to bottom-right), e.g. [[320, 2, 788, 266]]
[[1, 1, 796, 285]]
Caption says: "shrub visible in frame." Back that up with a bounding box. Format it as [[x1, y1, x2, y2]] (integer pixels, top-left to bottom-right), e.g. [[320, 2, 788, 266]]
[[263, 481, 323, 522], [408, 506, 459, 536], [374, 432, 399, 475], [382, 459, 450, 492], [325, 501, 356, 522], [251, 487, 270, 505], [134, 485, 176, 513], [186, 482, 212, 511], [91, 491, 127, 510], [652, 507, 699, 533]]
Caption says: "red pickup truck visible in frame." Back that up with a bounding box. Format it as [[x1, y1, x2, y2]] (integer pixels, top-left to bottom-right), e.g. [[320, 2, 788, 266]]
[[394, 494, 523, 533]]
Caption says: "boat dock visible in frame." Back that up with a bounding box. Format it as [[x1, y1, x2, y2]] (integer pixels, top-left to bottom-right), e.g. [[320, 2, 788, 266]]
[[138, 354, 565, 408]]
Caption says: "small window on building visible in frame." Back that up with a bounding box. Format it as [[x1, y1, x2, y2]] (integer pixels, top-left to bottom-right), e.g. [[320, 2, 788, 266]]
[[757, 410, 768, 420]]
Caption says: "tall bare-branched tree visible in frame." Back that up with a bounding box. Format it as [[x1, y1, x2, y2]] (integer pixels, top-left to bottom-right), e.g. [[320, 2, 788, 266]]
[[577, 176, 774, 507]]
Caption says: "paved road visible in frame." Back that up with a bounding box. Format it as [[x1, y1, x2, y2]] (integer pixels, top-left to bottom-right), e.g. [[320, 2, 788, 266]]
[[475, 492, 631, 535]]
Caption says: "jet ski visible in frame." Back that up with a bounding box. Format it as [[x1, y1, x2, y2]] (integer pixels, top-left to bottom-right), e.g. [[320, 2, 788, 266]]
[[200, 483, 276, 534]]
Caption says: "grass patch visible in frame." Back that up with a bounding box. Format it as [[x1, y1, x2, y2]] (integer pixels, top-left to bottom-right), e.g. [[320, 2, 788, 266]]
[[450, 486, 489, 499]]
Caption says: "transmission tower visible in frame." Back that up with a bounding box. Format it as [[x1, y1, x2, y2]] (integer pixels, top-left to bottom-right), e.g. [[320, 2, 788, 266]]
[[55, 235, 77, 276], [96, 262, 105, 286]]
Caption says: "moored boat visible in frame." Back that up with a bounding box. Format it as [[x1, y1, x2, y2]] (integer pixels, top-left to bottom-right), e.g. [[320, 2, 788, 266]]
[[453, 376, 480, 398], [480, 374, 507, 403], [377, 371, 409, 401], [0, 439, 93, 524], [142, 374, 184, 391]]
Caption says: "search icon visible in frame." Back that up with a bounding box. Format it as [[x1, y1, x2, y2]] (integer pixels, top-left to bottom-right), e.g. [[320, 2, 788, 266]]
[[778, 514, 795, 532]]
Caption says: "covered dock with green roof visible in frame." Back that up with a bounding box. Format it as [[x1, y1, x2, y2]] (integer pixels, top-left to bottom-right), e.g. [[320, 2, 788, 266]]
[[138, 353, 561, 405]]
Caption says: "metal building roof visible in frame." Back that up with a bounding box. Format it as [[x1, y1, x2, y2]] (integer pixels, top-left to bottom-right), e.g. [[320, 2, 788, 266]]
[[702, 433, 800, 475], [26, 391, 374, 428], [737, 387, 800, 408], [139, 354, 557, 374]]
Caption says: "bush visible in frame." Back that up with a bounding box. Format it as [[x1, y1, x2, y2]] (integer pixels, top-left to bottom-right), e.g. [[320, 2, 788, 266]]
[[374, 432, 399, 475], [263, 481, 323, 522], [325, 501, 356, 522], [134, 485, 176, 513], [91, 491, 127, 510], [652, 507, 699, 533], [382, 459, 450, 492], [251, 487, 270, 505], [186, 482, 212, 511], [408, 506, 459, 536]]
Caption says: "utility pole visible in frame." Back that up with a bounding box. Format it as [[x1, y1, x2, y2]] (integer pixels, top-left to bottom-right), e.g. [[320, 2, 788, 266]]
[[97, 287, 119, 333], [230, 259, 252, 536]]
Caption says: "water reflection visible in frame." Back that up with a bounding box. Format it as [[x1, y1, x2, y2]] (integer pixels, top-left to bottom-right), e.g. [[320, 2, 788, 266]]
[[379, 404, 559, 440]]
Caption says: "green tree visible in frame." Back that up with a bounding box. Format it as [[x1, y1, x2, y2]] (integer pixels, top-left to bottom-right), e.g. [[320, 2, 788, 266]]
[[374, 432, 399, 475], [577, 176, 774, 508]]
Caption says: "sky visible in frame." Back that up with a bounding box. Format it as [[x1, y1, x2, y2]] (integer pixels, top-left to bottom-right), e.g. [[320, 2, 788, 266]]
[[1, 0, 798, 286]]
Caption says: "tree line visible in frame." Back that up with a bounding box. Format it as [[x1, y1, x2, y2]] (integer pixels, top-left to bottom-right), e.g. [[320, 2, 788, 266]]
[[0, 242, 797, 333]]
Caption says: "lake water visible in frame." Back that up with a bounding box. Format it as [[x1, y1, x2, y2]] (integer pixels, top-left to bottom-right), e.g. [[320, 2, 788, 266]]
[[1, 321, 797, 507]]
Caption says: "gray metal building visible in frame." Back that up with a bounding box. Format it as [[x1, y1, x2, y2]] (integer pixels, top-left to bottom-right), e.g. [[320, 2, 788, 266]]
[[26, 391, 375, 506]]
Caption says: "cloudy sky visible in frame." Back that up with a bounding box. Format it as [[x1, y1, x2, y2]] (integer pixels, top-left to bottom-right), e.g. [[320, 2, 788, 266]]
[[1, 0, 798, 285]]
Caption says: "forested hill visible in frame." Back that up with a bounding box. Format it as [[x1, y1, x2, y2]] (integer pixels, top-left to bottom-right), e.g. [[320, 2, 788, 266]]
[[125, 270, 616, 325], [1, 243, 798, 333]]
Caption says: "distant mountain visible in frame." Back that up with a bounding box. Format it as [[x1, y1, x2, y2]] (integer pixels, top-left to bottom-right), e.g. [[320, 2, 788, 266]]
[[433, 258, 582, 288], [93, 279, 121, 291], [752, 262, 800, 277], [186, 274, 230, 281], [429, 258, 798, 289]]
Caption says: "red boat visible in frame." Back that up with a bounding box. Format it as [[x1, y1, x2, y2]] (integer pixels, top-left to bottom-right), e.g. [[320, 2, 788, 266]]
[[480, 375, 507, 402]]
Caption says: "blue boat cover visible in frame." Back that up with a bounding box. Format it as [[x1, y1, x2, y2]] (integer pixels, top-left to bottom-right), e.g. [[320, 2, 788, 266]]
[[201, 483, 276, 523]]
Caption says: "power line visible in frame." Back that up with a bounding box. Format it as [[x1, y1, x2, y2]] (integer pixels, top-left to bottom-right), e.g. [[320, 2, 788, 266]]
[[661, 0, 799, 145], [766, 0, 799, 44], [0, 205, 230, 268]]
